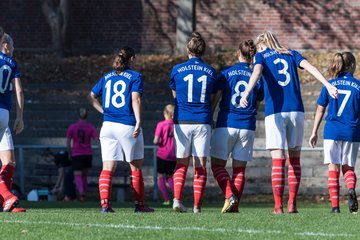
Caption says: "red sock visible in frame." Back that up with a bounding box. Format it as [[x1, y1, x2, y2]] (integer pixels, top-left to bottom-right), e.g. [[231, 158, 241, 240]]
[[328, 170, 340, 208], [0, 165, 15, 204], [272, 158, 286, 209], [99, 170, 112, 208], [173, 164, 188, 201], [232, 167, 246, 211], [211, 164, 233, 199], [193, 166, 207, 208], [1, 165, 15, 190], [288, 157, 301, 204], [343, 169, 356, 190], [131, 170, 144, 205]]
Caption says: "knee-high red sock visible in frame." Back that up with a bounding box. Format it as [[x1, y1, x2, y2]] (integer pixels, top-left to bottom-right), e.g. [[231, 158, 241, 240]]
[[99, 170, 112, 208], [194, 166, 207, 208], [211, 164, 233, 199], [173, 164, 188, 201], [0, 165, 15, 204], [1, 165, 14, 190], [343, 169, 356, 190], [232, 166, 246, 211], [131, 170, 144, 205], [272, 158, 286, 209], [328, 170, 340, 208], [288, 157, 301, 204]]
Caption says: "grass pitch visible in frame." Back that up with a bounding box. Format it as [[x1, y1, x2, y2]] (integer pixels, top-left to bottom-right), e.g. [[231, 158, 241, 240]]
[[0, 201, 358, 240]]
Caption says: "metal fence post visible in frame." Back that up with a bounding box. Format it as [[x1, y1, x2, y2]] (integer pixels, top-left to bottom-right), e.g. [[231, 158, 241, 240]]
[[152, 146, 158, 200], [18, 146, 25, 195]]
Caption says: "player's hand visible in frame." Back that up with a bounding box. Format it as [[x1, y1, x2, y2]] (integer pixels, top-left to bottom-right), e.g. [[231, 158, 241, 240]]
[[327, 85, 338, 99], [13, 118, 24, 134], [309, 133, 317, 148], [133, 122, 141, 138], [239, 91, 250, 108]]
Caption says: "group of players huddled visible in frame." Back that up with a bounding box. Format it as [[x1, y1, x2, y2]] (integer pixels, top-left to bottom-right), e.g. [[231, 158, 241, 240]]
[[1, 26, 359, 214]]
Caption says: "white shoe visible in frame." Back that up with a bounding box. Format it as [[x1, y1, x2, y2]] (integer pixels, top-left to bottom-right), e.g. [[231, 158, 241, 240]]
[[193, 207, 201, 213], [173, 198, 187, 213]]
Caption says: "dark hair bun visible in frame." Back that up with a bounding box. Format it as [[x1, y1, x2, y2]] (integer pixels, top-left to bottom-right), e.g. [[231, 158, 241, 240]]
[[191, 32, 202, 39]]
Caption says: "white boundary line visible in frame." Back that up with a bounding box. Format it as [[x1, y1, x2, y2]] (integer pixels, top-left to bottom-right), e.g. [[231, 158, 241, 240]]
[[0, 219, 354, 238]]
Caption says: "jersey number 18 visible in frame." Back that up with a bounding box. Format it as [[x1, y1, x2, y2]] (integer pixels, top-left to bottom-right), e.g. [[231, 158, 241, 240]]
[[104, 80, 126, 108]]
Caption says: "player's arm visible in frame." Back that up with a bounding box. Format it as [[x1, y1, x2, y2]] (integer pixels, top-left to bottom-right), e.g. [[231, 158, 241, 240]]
[[300, 60, 338, 99], [153, 136, 160, 145], [13, 77, 24, 134], [88, 92, 104, 114], [171, 90, 176, 99], [132, 92, 142, 138], [240, 64, 263, 108], [309, 105, 326, 148]]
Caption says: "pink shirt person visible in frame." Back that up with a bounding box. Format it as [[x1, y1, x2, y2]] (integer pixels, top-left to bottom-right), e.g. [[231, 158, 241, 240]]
[[66, 120, 98, 157], [154, 119, 176, 161]]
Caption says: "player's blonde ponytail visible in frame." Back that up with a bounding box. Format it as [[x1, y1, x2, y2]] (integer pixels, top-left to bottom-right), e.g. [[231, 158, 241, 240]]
[[255, 31, 290, 55], [329, 52, 356, 78]]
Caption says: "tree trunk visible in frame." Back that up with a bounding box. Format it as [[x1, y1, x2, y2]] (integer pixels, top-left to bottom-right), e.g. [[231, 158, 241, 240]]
[[41, 0, 71, 57]]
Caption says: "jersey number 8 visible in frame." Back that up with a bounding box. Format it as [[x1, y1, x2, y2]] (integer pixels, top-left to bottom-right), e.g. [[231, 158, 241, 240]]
[[231, 80, 248, 108]]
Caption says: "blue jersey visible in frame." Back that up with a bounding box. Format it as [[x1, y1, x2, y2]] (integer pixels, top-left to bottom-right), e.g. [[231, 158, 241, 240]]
[[317, 73, 360, 142], [0, 52, 21, 111], [216, 62, 264, 130], [254, 48, 305, 116], [169, 58, 217, 124], [91, 69, 143, 126]]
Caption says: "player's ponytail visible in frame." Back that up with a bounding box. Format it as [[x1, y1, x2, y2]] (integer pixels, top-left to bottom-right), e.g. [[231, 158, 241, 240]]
[[239, 40, 256, 65], [329, 52, 356, 78], [187, 32, 206, 57], [255, 31, 290, 55], [113, 46, 135, 74]]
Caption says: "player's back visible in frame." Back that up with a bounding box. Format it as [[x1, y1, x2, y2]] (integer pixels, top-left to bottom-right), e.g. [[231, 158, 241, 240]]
[[169, 58, 217, 124], [254, 48, 304, 116], [216, 62, 263, 130], [322, 73, 360, 141], [0, 52, 20, 110], [92, 69, 143, 126]]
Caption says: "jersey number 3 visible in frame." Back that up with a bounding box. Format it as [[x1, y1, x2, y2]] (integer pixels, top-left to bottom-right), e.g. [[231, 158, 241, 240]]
[[104, 80, 126, 108], [273, 58, 290, 87]]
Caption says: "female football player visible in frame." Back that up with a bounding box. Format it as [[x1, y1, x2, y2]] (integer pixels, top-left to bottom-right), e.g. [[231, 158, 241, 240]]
[[0, 33, 25, 212], [169, 32, 217, 213], [211, 40, 263, 213], [309, 52, 359, 214], [239, 31, 338, 214], [89, 46, 154, 213]]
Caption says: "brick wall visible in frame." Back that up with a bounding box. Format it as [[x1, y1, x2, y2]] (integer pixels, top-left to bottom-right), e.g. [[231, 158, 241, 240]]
[[1, 0, 359, 53]]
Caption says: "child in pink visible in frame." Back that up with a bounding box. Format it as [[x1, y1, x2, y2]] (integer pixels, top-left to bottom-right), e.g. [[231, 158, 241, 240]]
[[153, 104, 176, 205], [66, 108, 98, 201]]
